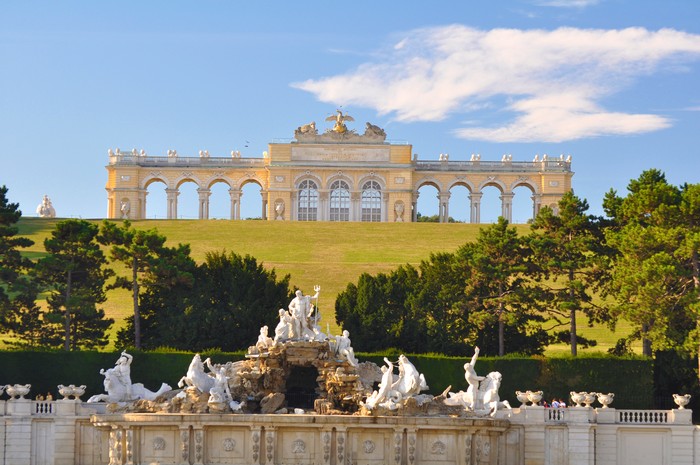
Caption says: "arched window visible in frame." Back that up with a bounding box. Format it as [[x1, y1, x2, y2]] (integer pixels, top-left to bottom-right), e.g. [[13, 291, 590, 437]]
[[298, 180, 318, 221], [361, 180, 382, 222], [329, 180, 350, 221]]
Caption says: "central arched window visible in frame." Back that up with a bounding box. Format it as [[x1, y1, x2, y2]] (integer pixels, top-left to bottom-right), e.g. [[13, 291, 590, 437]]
[[361, 180, 382, 222], [329, 180, 350, 221], [298, 180, 318, 221]]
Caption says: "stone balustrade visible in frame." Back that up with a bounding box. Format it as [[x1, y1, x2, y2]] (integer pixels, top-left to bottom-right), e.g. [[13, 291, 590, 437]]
[[0, 397, 697, 465]]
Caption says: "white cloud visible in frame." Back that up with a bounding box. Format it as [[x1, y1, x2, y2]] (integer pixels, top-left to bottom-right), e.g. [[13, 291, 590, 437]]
[[292, 26, 700, 142], [532, 0, 600, 8]]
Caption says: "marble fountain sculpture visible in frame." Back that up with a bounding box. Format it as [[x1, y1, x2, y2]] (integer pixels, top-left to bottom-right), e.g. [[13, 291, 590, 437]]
[[86, 285, 509, 418]]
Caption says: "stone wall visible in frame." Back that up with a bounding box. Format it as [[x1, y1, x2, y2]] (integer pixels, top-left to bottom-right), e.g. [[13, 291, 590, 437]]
[[0, 398, 697, 465]]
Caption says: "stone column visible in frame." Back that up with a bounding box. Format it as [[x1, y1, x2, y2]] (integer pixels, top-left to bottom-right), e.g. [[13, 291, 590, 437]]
[[192, 428, 204, 465], [139, 190, 148, 220], [250, 427, 262, 464], [532, 194, 542, 220], [566, 407, 595, 465], [229, 188, 241, 220], [197, 188, 211, 220], [108, 427, 123, 465], [124, 427, 134, 465], [336, 427, 347, 465], [392, 429, 403, 465], [4, 399, 32, 465], [318, 190, 329, 221], [469, 192, 483, 224], [321, 428, 333, 465], [500, 192, 514, 222], [260, 190, 268, 220], [382, 193, 389, 222], [412, 192, 419, 222], [439, 192, 451, 223], [166, 188, 179, 220], [290, 192, 298, 221], [178, 427, 190, 465], [406, 428, 417, 465], [351, 191, 361, 222], [264, 426, 276, 465]]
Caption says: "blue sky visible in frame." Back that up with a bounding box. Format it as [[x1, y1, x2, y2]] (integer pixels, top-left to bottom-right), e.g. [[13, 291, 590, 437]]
[[2, 0, 699, 222]]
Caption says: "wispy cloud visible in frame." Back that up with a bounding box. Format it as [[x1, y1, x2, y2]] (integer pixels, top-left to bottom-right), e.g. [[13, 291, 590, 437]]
[[292, 26, 700, 142], [532, 0, 600, 8]]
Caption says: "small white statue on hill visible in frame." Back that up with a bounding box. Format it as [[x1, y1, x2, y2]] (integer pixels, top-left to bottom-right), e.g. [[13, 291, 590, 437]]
[[36, 195, 56, 218]]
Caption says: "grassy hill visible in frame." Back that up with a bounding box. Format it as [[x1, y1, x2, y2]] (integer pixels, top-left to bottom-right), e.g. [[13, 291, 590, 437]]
[[15, 218, 634, 354]]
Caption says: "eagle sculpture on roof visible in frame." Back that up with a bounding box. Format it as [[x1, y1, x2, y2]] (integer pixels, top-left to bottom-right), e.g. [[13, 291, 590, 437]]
[[326, 109, 354, 134]]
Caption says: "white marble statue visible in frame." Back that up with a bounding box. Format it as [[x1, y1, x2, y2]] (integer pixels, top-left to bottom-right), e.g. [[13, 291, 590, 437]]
[[88, 351, 171, 403], [36, 195, 56, 218], [274, 201, 285, 220], [463, 347, 485, 409], [273, 308, 293, 345], [288, 286, 320, 340], [392, 354, 429, 398], [256, 325, 274, 352], [333, 330, 359, 367], [177, 354, 216, 394], [365, 357, 398, 410], [120, 200, 130, 219], [208, 364, 232, 405]]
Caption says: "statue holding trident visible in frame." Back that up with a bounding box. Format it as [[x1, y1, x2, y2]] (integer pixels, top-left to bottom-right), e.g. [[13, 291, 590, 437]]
[[288, 285, 321, 340]]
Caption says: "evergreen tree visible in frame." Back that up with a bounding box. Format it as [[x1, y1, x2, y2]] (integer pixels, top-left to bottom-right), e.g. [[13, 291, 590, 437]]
[[463, 217, 549, 356], [98, 220, 169, 349], [603, 170, 697, 357], [0, 186, 42, 346], [36, 220, 114, 350], [529, 192, 607, 355]]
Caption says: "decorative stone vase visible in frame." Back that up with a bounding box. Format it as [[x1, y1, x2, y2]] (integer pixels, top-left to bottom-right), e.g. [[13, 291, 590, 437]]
[[570, 391, 586, 407], [515, 390, 530, 406], [596, 392, 614, 408], [583, 392, 597, 407], [527, 390, 543, 406], [58, 384, 87, 400], [673, 394, 691, 409], [5, 384, 31, 400]]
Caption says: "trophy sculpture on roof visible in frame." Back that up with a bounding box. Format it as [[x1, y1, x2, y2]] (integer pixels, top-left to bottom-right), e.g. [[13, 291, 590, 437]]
[[326, 109, 355, 134]]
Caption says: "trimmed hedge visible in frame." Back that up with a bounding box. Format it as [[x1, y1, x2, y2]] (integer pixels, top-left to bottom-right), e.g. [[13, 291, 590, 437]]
[[0, 351, 652, 409]]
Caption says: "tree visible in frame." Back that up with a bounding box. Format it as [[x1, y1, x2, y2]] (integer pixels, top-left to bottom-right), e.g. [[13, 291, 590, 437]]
[[529, 192, 607, 355], [602, 170, 698, 357], [0, 186, 43, 346], [98, 220, 168, 349], [36, 220, 114, 350], [116, 242, 196, 349], [462, 217, 549, 356]]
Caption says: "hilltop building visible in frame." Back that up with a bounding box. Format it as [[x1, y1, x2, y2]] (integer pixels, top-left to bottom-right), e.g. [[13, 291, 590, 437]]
[[105, 112, 573, 222]]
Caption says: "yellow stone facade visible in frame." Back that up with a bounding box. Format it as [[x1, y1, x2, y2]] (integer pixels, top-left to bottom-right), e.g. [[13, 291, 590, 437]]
[[105, 122, 573, 223]]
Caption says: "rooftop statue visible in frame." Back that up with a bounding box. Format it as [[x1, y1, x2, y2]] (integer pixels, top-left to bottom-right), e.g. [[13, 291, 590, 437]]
[[36, 195, 56, 218], [326, 109, 354, 134]]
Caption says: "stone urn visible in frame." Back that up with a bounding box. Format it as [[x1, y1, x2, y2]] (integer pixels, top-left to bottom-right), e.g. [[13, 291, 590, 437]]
[[583, 392, 597, 407], [58, 384, 87, 400], [596, 392, 614, 408], [673, 394, 691, 409], [527, 390, 543, 406], [5, 384, 31, 400], [515, 390, 530, 406], [570, 391, 586, 407]]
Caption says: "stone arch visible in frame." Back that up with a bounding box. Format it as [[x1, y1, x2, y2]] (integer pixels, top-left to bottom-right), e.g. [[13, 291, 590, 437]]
[[509, 178, 539, 195], [239, 177, 265, 189], [142, 175, 170, 190], [447, 178, 475, 193], [293, 172, 323, 189], [325, 172, 354, 190], [357, 173, 387, 191], [175, 175, 203, 189], [414, 176, 444, 193], [206, 176, 234, 190], [477, 178, 507, 194]]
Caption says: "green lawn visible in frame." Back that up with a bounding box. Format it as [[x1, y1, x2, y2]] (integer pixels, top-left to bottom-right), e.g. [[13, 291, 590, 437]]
[[15, 218, 637, 354]]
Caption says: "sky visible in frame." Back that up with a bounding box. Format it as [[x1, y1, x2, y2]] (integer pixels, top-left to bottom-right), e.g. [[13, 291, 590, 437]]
[[2, 0, 699, 223]]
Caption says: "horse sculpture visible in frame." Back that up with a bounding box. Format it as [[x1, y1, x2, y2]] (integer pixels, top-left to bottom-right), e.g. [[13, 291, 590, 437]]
[[177, 354, 216, 394], [478, 372, 512, 417]]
